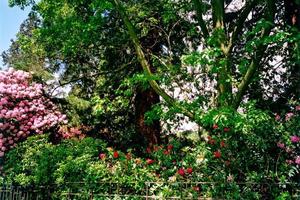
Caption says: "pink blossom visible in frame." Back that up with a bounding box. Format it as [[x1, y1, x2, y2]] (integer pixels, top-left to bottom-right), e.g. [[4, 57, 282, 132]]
[[295, 157, 300, 165], [286, 160, 294, 164], [285, 113, 294, 121], [99, 153, 106, 160], [0, 68, 68, 154], [291, 136, 300, 143]]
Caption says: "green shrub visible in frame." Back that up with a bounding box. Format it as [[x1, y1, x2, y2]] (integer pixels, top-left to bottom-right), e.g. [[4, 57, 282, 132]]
[[3, 103, 300, 200]]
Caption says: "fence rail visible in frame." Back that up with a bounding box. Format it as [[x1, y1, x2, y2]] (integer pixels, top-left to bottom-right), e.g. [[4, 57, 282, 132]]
[[0, 181, 299, 200]]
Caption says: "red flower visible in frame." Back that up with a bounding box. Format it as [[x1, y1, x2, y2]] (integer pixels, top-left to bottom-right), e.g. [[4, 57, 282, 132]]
[[153, 145, 159, 152], [167, 145, 173, 150], [146, 147, 151, 153], [220, 140, 226, 148], [113, 151, 119, 158], [214, 150, 221, 158], [225, 160, 230, 166], [186, 167, 193, 174], [177, 168, 185, 176], [163, 150, 170, 155], [193, 186, 200, 192], [213, 124, 218, 129], [208, 139, 216, 145], [146, 158, 155, 165], [99, 153, 106, 160], [223, 127, 230, 132], [126, 153, 131, 160]]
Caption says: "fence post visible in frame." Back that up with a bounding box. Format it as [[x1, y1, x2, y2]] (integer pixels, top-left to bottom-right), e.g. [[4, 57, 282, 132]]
[[146, 182, 149, 200], [9, 185, 12, 200], [90, 190, 93, 200]]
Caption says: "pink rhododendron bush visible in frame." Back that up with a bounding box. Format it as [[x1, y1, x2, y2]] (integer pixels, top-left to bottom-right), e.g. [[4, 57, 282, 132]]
[[0, 68, 67, 158]]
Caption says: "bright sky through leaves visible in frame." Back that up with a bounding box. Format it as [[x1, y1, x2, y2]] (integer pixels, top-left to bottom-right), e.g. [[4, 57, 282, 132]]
[[0, 0, 30, 68]]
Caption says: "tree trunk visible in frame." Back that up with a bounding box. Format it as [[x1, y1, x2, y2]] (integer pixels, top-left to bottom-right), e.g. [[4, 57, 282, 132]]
[[284, 0, 300, 99], [134, 87, 161, 146]]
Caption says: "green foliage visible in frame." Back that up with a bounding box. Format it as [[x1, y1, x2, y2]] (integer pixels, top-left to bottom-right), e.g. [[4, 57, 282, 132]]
[[66, 95, 91, 125], [4, 122, 299, 199], [3, 0, 300, 198], [8, 0, 35, 9], [4, 135, 106, 185]]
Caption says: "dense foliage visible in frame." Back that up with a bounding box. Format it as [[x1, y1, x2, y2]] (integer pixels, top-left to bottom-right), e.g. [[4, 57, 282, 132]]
[[1, 0, 300, 199], [3, 106, 300, 199]]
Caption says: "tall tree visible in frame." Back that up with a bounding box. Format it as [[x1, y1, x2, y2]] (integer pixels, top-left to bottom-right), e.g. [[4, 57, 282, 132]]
[[8, 0, 299, 131], [284, 0, 300, 99], [114, 0, 280, 119]]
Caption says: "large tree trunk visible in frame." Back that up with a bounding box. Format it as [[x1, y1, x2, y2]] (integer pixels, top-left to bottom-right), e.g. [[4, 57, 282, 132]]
[[134, 87, 161, 146], [284, 0, 300, 99]]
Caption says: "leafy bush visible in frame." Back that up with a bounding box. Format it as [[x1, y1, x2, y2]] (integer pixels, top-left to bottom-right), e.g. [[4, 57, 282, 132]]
[[3, 103, 300, 199]]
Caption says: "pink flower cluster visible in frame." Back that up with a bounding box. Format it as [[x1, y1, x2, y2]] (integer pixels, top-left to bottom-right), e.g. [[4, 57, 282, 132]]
[[278, 135, 300, 166], [56, 126, 86, 139], [0, 68, 67, 158], [291, 136, 300, 143]]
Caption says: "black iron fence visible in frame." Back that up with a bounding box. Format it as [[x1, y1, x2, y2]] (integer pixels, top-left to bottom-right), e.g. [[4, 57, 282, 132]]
[[0, 181, 300, 200]]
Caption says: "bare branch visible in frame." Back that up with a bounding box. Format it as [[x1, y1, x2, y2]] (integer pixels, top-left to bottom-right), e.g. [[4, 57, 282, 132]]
[[50, 61, 132, 96]]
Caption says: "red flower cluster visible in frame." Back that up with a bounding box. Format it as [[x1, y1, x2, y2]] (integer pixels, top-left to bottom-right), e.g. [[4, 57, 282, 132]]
[[146, 158, 155, 165], [126, 153, 131, 160], [220, 140, 226, 148], [207, 136, 216, 145], [177, 168, 185, 176], [212, 124, 218, 130], [167, 145, 173, 150], [177, 167, 193, 176], [214, 150, 221, 158], [193, 186, 200, 192], [223, 127, 230, 132], [113, 151, 119, 158], [146, 147, 151, 153], [186, 167, 193, 174], [163, 150, 170, 155], [225, 160, 230, 166]]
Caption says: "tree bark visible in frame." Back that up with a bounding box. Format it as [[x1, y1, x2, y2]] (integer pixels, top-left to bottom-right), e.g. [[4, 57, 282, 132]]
[[134, 87, 161, 146], [284, 0, 300, 99]]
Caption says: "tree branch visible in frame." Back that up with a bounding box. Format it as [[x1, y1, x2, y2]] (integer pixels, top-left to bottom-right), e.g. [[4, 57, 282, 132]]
[[228, 0, 257, 53], [192, 0, 209, 39], [233, 0, 276, 108], [212, 0, 225, 29], [50, 61, 133, 96], [113, 0, 195, 119]]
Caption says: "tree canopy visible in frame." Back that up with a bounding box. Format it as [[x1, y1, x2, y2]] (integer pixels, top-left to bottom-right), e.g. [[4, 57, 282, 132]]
[[3, 0, 300, 143]]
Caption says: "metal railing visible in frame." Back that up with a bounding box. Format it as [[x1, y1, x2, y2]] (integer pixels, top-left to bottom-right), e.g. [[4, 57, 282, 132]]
[[0, 181, 299, 200]]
